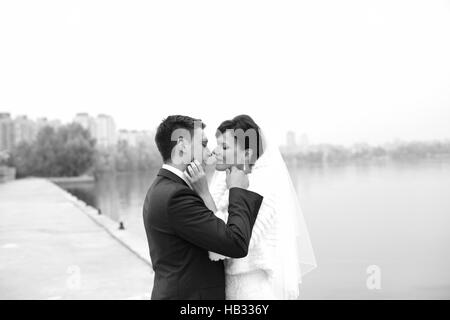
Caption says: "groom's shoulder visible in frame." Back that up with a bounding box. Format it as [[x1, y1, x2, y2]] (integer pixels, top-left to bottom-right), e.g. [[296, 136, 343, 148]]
[[148, 175, 193, 200]]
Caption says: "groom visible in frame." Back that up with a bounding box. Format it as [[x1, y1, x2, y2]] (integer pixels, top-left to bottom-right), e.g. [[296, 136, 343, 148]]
[[143, 115, 263, 300]]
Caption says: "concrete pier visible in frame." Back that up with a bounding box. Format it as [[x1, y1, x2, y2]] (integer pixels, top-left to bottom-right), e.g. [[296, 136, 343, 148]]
[[0, 178, 154, 300]]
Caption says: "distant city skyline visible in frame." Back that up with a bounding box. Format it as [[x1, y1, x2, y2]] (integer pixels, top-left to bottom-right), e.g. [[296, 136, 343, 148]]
[[3, 101, 450, 148], [0, 111, 155, 152], [2, 110, 449, 154], [2, 1, 450, 147]]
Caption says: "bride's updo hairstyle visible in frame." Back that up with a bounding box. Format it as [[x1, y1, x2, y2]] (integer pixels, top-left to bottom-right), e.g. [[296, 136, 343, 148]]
[[216, 114, 264, 168]]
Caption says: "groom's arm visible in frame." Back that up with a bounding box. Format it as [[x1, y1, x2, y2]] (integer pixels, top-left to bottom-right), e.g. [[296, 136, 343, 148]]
[[167, 187, 263, 258]]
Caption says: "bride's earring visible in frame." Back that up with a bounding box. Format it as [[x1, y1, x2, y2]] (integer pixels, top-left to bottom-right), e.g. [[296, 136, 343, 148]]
[[243, 158, 250, 173], [243, 151, 252, 173]]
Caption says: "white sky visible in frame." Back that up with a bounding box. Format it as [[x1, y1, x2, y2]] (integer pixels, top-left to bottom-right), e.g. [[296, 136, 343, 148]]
[[1, 0, 450, 146]]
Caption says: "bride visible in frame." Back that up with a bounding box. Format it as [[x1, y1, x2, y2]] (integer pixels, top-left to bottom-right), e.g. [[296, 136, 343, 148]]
[[186, 114, 317, 300]]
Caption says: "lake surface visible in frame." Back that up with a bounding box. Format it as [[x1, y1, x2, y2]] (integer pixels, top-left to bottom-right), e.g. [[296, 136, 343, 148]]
[[60, 160, 450, 299]]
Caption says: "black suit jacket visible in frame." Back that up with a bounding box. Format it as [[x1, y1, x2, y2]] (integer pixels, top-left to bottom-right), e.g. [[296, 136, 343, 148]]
[[143, 168, 263, 300]]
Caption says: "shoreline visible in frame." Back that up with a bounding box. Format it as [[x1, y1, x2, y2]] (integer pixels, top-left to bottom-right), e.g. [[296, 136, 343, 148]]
[[0, 177, 153, 299], [48, 175, 95, 184], [51, 180, 152, 267]]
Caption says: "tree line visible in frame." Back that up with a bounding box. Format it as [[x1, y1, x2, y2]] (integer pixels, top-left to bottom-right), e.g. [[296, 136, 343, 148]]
[[5, 123, 450, 178], [282, 141, 450, 165], [7, 123, 162, 178]]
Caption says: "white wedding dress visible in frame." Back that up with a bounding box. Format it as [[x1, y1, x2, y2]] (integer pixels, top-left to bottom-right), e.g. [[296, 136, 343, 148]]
[[209, 128, 317, 300]]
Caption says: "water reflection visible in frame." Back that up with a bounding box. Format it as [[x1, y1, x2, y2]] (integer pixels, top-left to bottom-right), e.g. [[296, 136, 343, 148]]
[[58, 160, 450, 299]]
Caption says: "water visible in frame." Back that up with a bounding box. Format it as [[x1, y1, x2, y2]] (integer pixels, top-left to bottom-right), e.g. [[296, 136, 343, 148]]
[[59, 160, 450, 299]]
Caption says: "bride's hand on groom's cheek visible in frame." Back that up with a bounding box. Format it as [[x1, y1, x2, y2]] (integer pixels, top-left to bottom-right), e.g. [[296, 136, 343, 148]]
[[185, 160, 209, 195]]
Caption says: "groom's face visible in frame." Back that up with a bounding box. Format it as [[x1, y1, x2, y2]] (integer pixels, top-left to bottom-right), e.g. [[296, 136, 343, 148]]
[[186, 127, 213, 167]]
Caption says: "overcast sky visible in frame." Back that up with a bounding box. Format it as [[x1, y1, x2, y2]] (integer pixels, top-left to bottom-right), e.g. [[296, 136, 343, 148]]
[[1, 0, 449, 146]]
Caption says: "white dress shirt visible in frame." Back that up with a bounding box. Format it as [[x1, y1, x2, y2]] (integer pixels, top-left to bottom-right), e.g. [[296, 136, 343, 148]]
[[162, 164, 193, 190]]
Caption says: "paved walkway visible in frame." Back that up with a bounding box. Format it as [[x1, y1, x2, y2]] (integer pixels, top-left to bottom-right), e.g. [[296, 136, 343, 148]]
[[0, 178, 154, 300]]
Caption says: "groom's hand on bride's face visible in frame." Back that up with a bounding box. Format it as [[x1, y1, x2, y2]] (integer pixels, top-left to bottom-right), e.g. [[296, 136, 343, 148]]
[[226, 166, 249, 190], [185, 160, 209, 195]]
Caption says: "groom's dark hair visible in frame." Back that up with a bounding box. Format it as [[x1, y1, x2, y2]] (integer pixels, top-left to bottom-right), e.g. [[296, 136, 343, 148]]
[[155, 115, 206, 163], [216, 114, 264, 166]]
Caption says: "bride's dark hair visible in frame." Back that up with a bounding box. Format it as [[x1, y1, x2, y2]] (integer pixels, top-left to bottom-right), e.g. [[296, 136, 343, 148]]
[[216, 114, 264, 167]]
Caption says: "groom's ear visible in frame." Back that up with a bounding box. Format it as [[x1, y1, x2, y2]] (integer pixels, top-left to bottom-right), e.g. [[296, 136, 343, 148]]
[[177, 136, 186, 148], [174, 136, 186, 156], [178, 136, 194, 158]]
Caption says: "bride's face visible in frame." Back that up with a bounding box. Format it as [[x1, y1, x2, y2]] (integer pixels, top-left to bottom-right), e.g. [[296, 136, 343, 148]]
[[214, 131, 247, 171]]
